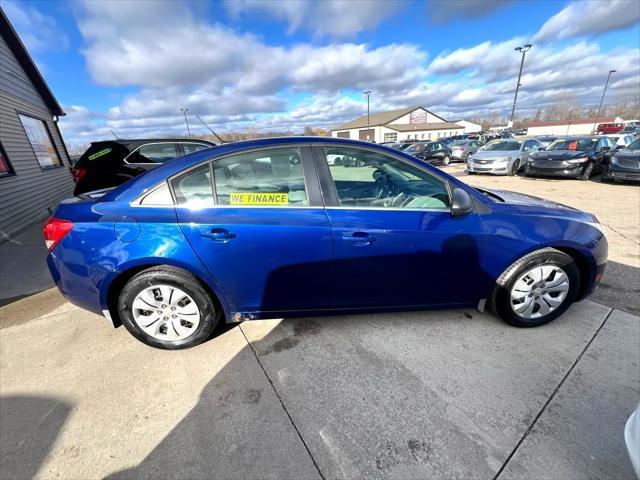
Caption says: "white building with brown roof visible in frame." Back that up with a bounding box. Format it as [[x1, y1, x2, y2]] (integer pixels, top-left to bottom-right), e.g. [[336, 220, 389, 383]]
[[331, 106, 464, 143], [526, 116, 623, 136]]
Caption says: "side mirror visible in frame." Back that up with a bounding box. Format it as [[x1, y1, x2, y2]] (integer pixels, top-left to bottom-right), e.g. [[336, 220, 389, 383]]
[[451, 188, 474, 217]]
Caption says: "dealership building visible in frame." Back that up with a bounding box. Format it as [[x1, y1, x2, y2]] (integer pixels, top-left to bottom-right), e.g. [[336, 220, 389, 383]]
[[0, 10, 74, 240], [331, 106, 465, 143]]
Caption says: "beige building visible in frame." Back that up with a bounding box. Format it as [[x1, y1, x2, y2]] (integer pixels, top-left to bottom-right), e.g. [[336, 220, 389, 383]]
[[331, 106, 464, 143], [526, 116, 622, 136], [450, 119, 482, 134]]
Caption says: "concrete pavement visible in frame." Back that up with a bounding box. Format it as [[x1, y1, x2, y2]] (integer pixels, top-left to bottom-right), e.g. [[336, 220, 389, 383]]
[[1, 299, 637, 479]]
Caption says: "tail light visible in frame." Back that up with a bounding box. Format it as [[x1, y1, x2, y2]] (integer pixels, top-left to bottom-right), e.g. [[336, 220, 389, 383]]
[[43, 217, 73, 251], [71, 166, 87, 183]]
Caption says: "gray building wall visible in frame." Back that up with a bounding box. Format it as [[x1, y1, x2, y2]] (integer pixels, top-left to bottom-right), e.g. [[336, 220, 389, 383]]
[[0, 34, 74, 241]]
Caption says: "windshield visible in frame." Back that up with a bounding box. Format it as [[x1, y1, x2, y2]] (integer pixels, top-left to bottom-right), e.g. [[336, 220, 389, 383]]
[[451, 141, 467, 146], [547, 138, 597, 151], [628, 139, 640, 149], [483, 140, 521, 151]]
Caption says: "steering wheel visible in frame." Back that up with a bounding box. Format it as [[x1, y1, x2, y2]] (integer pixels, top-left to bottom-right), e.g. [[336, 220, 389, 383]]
[[373, 174, 398, 200]]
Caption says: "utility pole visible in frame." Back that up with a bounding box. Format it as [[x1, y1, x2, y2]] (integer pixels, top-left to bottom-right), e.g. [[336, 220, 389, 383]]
[[509, 44, 532, 127], [180, 108, 191, 138], [593, 69, 617, 133], [363, 90, 371, 141]]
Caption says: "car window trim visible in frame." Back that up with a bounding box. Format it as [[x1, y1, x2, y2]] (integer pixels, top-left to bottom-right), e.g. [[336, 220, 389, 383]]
[[151, 143, 321, 209], [311, 143, 452, 211], [123, 142, 180, 165]]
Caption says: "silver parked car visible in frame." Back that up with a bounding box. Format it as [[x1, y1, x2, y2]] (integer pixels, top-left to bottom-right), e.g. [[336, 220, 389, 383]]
[[467, 138, 543, 176], [450, 139, 484, 161]]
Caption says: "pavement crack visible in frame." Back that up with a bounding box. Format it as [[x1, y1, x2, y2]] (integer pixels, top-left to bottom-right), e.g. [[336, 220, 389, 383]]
[[239, 324, 326, 480], [492, 307, 615, 480], [602, 223, 640, 246]]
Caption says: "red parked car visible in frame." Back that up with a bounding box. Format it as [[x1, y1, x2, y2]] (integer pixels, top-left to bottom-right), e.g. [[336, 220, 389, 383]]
[[596, 123, 624, 134]]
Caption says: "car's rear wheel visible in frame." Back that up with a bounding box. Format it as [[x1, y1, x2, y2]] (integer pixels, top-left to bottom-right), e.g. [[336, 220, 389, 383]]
[[442, 155, 451, 166], [492, 249, 579, 327], [118, 266, 219, 349]]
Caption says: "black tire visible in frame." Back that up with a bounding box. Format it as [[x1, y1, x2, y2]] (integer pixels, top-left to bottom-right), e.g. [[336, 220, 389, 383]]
[[509, 159, 520, 176], [118, 266, 219, 349], [467, 170, 477, 175], [580, 162, 594, 181], [492, 248, 580, 327]]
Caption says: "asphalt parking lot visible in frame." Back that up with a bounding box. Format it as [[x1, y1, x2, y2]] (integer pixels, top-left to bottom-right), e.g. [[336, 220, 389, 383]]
[[1, 166, 639, 479]]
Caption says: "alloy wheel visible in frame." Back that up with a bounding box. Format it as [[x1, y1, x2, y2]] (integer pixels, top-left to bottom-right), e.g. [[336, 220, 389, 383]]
[[509, 265, 570, 319], [131, 285, 201, 341]]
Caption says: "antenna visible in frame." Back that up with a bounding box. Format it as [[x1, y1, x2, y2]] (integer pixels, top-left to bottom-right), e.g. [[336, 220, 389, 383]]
[[110, 130, 119, 139], [195, 115, 224, 144]]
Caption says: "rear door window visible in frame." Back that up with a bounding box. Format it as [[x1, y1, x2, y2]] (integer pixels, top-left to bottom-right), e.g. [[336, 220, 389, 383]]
[[213, 148, 308, 206], [172, 164, 214, 206]]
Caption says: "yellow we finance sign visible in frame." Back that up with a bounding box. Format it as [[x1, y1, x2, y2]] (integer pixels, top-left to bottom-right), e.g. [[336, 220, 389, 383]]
[[230, 192, 289, 205]]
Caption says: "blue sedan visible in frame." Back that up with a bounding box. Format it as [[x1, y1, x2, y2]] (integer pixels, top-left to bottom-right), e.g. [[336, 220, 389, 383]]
[[44, 137, 608, 349]]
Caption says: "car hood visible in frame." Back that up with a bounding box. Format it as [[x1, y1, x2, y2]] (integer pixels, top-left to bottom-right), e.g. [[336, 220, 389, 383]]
[[472, 150, 519, 159], [531, 150, 592, 161], [480, 188, 579, 211]]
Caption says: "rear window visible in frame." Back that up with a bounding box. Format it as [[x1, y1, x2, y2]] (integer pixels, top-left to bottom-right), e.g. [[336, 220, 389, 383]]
[[75, 142, 126, 167]]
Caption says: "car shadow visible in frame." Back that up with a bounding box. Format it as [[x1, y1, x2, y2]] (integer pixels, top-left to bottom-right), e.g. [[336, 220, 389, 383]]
[[590, 259, 640, 316], [0, 395, 72, 479]]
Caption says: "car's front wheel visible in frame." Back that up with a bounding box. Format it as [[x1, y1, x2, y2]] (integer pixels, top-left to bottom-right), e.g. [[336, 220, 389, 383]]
[[492, 249, 579, 327], [580, 162, 594, 181], [509, 159, 520, 176], [118, 266, 219, 349]]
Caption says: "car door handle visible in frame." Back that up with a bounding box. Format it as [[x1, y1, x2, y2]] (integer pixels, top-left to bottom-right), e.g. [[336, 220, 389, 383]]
[[201, 228, 236, 242], [341, 231, 376, 246]]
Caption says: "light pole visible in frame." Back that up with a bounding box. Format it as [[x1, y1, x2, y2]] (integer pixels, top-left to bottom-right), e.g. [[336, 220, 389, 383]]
[[180, 108, 191, 138], [593, 69, 616, 133], [509, 44, 532, 127], [363, 90, 371, 141]]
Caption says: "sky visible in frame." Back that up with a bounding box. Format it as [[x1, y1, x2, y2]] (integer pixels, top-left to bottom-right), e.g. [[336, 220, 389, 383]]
[[3, 0, 640, 146]]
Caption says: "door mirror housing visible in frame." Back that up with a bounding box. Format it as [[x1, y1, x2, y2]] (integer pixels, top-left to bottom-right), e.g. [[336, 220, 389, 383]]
[[451, 188, 474, 217]]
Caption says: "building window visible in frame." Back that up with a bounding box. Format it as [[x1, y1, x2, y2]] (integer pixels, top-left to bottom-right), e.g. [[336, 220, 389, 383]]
[[18, 114, 62, 169], [0, 142, 15, 177], [383, 133, 397, 142], [359, 129, 374, 141], [336, 131, 350, 139]]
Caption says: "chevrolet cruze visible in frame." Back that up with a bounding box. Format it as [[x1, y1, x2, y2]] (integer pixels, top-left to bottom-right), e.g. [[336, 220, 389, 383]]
[[45, 137, 608, 349]]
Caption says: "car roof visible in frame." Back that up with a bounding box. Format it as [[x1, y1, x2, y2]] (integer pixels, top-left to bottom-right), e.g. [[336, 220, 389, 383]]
[[102, 136, 460, 203], [92, 138, 216, 147]]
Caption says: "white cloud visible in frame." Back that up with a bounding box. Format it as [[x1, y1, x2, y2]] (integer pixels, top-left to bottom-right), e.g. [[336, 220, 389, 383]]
[[428, 0, 511, 23], [534, 0, 640, 43], [60, 0, 639, 146], [225, 0, 402, 38], [2, 0, 69, 51]]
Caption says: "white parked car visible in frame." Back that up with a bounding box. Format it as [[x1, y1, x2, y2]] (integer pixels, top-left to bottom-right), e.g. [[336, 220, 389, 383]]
[[626, 403, 640, 478]]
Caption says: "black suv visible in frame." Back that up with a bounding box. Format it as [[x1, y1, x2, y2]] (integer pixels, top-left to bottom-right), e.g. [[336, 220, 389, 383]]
[[72, 139, 216, 195]]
